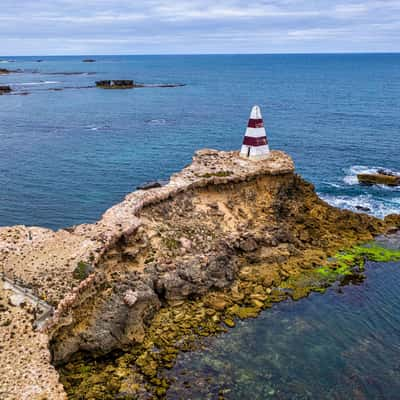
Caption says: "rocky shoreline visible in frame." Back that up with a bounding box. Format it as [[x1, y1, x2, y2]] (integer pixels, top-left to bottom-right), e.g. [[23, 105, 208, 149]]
[[1, 149, 399, 399]]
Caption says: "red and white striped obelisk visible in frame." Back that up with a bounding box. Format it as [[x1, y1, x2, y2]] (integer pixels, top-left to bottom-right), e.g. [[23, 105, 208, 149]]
[[240, 105, 270, 160]]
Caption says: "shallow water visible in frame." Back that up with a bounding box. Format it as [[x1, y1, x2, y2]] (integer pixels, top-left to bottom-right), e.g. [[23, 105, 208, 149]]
[[1, 54, 399, 229], [166, 252, 400, 398]]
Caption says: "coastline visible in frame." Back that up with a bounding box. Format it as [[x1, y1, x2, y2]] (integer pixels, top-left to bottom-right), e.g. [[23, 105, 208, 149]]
[[1, 149, 399, 399]]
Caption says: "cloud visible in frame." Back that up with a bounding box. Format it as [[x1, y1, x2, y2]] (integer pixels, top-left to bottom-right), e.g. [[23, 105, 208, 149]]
[[0, 0, 399, 54]]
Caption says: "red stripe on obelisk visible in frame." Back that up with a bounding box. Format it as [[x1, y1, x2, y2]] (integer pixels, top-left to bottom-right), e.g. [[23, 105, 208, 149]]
[[248, 119, 264, 128], [243, 136, 268, 146]]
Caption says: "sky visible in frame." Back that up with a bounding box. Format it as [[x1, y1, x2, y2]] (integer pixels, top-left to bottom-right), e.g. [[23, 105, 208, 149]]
[[1, 0, 399, 55]]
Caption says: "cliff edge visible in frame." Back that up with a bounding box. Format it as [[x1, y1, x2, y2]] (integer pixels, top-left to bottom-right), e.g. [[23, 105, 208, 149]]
[[1, 149, 398, 399]]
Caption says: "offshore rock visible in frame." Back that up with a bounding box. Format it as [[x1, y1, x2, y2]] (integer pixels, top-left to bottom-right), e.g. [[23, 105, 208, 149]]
[[0, 85, 12, 94], [358, 172, 400, 186], [96, 80, 135, 89]]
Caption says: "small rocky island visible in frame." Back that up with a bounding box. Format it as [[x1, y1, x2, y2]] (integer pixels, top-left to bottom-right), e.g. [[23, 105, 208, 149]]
[[96, 80, 135, 89], [96, 80, 186, 89]]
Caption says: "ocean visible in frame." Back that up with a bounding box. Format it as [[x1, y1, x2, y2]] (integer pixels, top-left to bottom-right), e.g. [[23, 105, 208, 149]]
[[166, 256, 400, 399], [0, 54, 399, 229], [2, 54, 400, 400]]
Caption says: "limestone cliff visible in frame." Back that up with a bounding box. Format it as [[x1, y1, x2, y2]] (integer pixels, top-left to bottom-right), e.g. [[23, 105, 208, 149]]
[[37, 151, 395, 362], [1, 149, 399, 399]]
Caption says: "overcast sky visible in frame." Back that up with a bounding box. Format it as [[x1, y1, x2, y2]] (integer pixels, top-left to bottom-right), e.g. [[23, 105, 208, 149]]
[[1, 0, 399, 55]]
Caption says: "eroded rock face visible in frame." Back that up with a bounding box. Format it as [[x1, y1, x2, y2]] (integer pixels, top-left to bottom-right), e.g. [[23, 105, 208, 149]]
[[48, 171, 392, 363], [1, 149, 398, 388], [52, 276, 161, 362]]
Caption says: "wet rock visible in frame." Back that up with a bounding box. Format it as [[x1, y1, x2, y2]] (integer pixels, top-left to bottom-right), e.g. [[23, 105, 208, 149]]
[[204, 293, 230, 311], [96, 80, 134, 89], [0, 85, 12, 94], [356, 205, 371, 212], [358, 173, 400, 186], [137, 180, 168, 190], [82, 59, 96, 62]]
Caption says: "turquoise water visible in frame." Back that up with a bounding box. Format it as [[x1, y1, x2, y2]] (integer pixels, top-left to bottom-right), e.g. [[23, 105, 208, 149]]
[[166, 258, 400, 399], [1, 54, 399, 229], [2, 55, 400, 399]]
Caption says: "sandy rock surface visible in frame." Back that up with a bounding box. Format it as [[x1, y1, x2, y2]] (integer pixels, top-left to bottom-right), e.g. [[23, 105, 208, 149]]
[[0, 282, 66, 400]]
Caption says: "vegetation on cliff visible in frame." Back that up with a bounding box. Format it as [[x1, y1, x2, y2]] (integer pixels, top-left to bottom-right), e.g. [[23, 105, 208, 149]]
[[56, 170, 400, 399]]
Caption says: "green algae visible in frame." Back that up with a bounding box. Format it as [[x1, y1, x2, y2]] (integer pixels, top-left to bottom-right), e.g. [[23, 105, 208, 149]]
[[198, 171, 233, 178], [278, 244, 400, 302], [316, 244, 400, 280], [59, 242, 400, 399]]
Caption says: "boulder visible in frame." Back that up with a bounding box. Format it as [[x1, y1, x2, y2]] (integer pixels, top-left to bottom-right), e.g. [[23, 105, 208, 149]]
[[137, 180, 168, 190], [355, 205, 371, 212]]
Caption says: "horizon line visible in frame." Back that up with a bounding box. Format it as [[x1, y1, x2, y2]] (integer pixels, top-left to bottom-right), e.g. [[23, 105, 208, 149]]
[[1, 51, 400, 58]]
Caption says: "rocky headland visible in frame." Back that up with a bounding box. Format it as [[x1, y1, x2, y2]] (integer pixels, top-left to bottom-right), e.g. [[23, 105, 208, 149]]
[[1, 149, 399, 399]]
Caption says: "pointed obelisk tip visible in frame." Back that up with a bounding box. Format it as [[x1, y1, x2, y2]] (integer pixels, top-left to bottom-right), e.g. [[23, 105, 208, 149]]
[[239, 105, 270, 161], [250, 105, 262, 120]]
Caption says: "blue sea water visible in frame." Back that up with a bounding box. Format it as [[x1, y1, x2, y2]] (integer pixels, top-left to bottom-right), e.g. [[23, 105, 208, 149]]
[[0, 54, 399, 229], [166, 256, 400, 400]]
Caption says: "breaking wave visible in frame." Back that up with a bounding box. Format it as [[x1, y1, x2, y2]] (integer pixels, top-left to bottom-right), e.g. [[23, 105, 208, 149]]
[[319, 193, 400, 219], [12, 81, 61, 86], [146, 119, 167, 125]]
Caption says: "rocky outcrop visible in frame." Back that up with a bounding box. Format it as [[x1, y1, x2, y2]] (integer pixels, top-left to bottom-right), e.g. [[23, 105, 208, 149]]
[[42, 151, 397, 363], [358, 172, 400, 186], [96, 80, 135, 89], [0, 85, 12, 94], [1, 149, 399, 398], [95, 80, 185, 89]]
